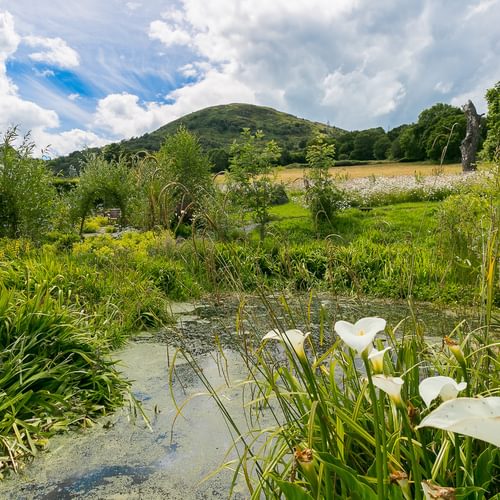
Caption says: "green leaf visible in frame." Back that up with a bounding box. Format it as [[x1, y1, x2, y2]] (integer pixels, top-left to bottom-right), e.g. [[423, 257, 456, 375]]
[[318, 452, 378, 500], [273, 477, 315, 500]]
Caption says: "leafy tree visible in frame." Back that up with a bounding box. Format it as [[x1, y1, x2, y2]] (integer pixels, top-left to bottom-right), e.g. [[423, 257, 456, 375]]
[[70, 153, 134, 235], [351, 128, 386, 160], [208, 147, 230, 172], [229, 128, 281, 240], [418, 104, 465, 161], [387, 124, 409, 160], [0, 128, 57, 241], [482, 81, 500, 160], [373, 135, 391, 160], [155, 126, 213, 224], [304, 133, 342, 233], [399, 125, 425, 160]]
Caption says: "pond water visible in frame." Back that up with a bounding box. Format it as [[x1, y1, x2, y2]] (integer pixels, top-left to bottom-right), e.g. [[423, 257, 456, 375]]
[[1, 294, 472, 499]]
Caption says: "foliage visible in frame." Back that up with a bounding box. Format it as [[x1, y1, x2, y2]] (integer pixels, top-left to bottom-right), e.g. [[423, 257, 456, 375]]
[[304, 134, 344, 232], [70, 153, 135, 235], [0, 129, 58, 241], [155, 126, 213, 211], [132, 127, 213, 231], [482, 81, 500, 160], [229, 129, 282, 240], [0, 284, 130, 473], [210, 301, 499, 499], [398, 104, 466, 162]]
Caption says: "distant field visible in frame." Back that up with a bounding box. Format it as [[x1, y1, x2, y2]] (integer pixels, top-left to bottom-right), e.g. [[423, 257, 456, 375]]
[[215, 162, 463, 185], [274, 162, 463, 185]]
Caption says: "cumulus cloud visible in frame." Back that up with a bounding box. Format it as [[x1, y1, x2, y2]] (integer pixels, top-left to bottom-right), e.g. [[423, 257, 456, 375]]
[[322, 69, 406, 128], [24, 35, 79, 68], [141, 0, 499, 129], [93, 92, 169, 137], [148, 20, 191, 47], [0, 11, 20, 61], [34, 128, 110, 157]]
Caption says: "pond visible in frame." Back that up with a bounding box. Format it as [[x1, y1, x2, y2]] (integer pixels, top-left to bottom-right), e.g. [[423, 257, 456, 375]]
[[1, 294, 471, 498]]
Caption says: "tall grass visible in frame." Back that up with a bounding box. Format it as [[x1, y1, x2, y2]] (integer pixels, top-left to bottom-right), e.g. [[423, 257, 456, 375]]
[[0, 284, 130, 475]]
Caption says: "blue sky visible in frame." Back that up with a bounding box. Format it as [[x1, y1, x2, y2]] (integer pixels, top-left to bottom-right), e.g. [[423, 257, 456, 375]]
[[0, 0, 499, 156]]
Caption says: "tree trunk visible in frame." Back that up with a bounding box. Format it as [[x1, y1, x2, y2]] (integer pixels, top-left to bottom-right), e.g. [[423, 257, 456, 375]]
[[460, 100, 481, 172]]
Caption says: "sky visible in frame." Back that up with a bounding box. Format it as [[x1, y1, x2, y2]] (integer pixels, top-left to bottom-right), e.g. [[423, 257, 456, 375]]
[[0, 0, 499, 157]]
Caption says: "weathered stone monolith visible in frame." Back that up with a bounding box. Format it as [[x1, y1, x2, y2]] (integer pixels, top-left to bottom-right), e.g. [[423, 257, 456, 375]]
[[460, 100, 482, 172]]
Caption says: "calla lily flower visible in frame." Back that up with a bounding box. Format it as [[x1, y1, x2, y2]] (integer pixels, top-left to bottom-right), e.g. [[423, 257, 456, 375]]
[[417, 397, 500, 447], [334, 317, 386, 355], [372, 374, 404, 404], [419, 376, 467, 407], [368, 346, 392, 373], [262, 328, 310, 361]]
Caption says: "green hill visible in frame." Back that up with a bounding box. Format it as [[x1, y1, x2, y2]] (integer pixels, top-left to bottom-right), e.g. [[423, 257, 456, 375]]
[[49, 103, 345, 175]]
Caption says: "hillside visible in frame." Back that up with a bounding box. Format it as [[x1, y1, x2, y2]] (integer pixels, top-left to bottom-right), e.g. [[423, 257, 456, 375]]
[[49, 103, 345, 175]]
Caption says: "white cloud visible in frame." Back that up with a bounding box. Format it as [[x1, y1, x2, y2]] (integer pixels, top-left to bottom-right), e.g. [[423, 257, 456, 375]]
[[322, 69, 406, 128], [126, 2, 141, 11], [94, 92, 169, 137], [34, 128, 110, 157], [1, 0, 499, 156], [24, 35, 79, 68], [0, 10, 99, 157], [434, 81, 453, 94], [0, 11, 19, 61], [179, 63, 198, 78], [161, 8, 185, 24], [149, 20, 191, 47], [465, 0, 498, 19], [68, 92, 80, 101]]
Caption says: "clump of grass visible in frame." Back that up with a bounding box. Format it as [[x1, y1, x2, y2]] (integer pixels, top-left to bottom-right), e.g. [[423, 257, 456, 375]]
[[0, 284, 130, 475]]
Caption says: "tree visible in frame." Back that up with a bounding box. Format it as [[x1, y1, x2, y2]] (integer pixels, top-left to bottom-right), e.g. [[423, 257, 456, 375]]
[[154, 126, 213, 226], [373, 135, 391, 160], [71, 153, 134, 235], [0, 129, 57, 241], [399, 125, 425, 160], [304, 133, 342, 233], [482, 81, 500, 160], [229, 129, 281, 240]]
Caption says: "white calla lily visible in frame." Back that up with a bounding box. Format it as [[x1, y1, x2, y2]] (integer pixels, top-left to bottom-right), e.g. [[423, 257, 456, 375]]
[[262, 328, 310, 361], [419, 376, 467, 407], [334, 317, 386, 355], [417, 397, 500, 447], [372, 375, 404, 404], [368, 346, 392, 373]]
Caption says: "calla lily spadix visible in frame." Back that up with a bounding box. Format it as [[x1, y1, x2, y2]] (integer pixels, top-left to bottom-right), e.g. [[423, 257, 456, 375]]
[[419, 376, 467, 407], [368, 346, 392, 373], [417, 397, 500, 447], [372, 374, 404, 404], [334, 317, 386, 355], [262, 329, 310, 360]]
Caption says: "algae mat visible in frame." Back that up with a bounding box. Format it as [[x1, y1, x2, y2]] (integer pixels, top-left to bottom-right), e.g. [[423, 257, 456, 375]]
[[1, 342, 250, 499]]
